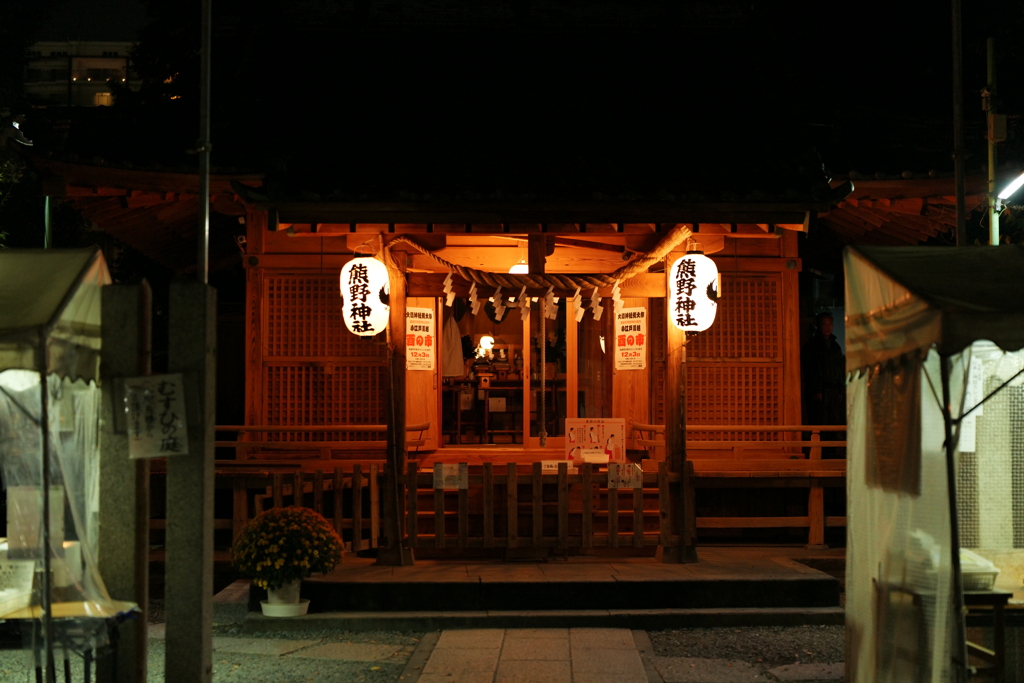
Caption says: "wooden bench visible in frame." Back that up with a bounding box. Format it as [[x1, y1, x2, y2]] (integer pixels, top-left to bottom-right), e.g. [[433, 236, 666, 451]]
[[688, 458, 846, 547], [628, 422, 847, 547]]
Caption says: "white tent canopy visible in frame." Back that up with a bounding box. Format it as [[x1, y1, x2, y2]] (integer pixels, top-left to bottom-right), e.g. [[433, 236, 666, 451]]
[[846, 245, 1024, 372], [0, 248, 111, 382]]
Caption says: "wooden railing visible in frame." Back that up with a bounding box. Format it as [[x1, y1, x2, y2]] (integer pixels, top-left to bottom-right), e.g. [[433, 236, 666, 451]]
[[214, 422, 431, 459], [629, 424, 847, 547]]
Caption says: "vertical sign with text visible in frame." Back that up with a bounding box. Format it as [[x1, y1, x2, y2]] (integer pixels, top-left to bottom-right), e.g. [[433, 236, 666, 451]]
[[125, 373, 189, 459], [614, 307, 647, 370], [405, 307, 435, 371]]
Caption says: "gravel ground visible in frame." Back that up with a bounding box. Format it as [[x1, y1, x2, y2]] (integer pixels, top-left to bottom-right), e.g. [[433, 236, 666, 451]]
[[649, 626, 844, 668], [148, 640, 410, 683], [0, 628, 423, 683]]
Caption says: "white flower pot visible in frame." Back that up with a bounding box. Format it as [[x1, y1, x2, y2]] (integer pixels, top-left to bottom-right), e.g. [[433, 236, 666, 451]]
[[260, 579, 310, 617]]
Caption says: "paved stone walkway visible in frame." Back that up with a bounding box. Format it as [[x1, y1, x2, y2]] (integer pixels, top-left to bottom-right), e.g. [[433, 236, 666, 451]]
[[412, 629, 844, 683], [417, 628, 647, 683], [142, 625, 845, 682]]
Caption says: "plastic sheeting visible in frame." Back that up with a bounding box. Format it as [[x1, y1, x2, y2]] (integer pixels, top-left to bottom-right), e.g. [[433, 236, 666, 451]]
[[0, 249, 133, 677]]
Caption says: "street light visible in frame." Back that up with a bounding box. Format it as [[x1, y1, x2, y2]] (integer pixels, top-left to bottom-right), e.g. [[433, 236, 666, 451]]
[[997, 171, 1024, 200]]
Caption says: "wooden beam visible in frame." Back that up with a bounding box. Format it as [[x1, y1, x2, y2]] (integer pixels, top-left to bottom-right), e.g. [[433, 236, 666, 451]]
[[266, 201, 820, 226]]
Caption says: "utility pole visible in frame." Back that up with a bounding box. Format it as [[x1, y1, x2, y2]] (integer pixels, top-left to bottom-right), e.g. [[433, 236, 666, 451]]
[[984, 38, 1002, 246], [952, 0, 968, 246]]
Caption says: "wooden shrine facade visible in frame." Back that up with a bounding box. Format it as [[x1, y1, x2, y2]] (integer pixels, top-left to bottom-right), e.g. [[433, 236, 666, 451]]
[[240, 216, 806, 459]]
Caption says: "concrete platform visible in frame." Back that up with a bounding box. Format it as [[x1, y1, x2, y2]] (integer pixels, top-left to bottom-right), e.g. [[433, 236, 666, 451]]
[[240, 547, 844, 629]]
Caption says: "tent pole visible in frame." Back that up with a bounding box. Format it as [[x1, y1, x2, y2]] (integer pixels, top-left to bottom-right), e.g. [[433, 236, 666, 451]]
[[940, 355, 969, 682], [38, 346, 55, 683]]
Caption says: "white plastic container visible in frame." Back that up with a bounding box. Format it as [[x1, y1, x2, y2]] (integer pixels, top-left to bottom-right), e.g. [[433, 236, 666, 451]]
[[960, 549, 1000, 591]]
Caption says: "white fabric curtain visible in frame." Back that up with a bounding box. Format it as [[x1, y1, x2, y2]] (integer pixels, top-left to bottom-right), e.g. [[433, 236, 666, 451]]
[[845, 350, 960, 682]]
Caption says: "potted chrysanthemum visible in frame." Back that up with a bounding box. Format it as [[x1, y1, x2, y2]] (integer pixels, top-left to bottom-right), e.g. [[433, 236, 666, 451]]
[[231, 506, 344, 616]]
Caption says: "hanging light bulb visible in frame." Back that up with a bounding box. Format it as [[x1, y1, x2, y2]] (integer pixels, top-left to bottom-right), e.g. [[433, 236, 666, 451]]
[[509, 242, 529, 273]]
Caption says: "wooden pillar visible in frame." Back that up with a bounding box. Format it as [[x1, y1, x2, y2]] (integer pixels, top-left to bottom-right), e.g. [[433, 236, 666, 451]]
[[243, 210, 266, 434], [659, 252, 698, 563], [780, 232, 803, 427], [377, 248, 414, 565]]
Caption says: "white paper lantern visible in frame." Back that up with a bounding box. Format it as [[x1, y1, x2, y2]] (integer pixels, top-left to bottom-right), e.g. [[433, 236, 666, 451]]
[[339, 256, 390, 336], [668, 252, 719, 332]]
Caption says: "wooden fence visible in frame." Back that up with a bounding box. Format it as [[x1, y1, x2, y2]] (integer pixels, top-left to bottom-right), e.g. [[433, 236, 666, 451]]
[[150, 423, 846, 559], [405, 462, 683, 551]]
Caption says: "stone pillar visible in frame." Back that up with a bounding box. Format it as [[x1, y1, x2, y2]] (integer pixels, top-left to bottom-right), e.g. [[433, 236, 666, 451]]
[[97, 283, 151, 683], [164, 282, 217, 683]]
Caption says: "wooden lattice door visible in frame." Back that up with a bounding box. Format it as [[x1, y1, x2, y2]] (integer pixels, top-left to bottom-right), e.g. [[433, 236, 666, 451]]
[[255, 272, 389, 443]]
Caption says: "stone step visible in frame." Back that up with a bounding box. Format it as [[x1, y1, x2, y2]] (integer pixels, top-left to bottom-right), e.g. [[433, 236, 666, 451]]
[[266, 574, 841, 613], [241, 606, 844, 633]]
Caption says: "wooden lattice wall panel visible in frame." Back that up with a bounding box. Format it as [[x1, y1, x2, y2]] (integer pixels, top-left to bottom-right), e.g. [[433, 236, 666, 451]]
[[651, 273, 786, 440], [263, 365, 386, 441], [265, 275, 386, 359], [688, 275, 780, 361], [261, 274, 387, 441], [685, 364, 781, 440]]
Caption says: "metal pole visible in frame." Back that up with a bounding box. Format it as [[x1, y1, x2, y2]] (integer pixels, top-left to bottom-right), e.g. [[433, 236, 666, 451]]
[[940, 355, 970, 683], [952, 0, 968, 246], [44, 197, 51, 249], [39, 346, 55, 683], [986, 37, 999, 246], [197, 0, 212, 283]]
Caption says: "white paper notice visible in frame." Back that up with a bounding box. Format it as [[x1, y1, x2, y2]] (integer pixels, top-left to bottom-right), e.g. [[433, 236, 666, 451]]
[[433, 463, 468, 490], [406, 307, 436, 371], [614, 307, 647, 370], [125, 374, 189, 459]]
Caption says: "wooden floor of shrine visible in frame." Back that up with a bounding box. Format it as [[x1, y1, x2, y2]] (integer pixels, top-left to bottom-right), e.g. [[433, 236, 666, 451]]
[[271, 546, 845, 616]]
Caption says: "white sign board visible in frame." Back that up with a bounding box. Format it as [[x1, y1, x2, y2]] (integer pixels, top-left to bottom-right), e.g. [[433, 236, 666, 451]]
[[433, 463, 468, 490], [406, 307, 436, 371], [541, 460, 578, 474], [125, 373, 189, 459], [608, 462, 644, 489], [614, 307, 647, 370], [565, 418, 625, 463]]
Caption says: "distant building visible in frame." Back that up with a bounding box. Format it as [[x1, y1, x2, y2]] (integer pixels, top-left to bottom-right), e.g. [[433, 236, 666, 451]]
[[24, 41, 138, 107]]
